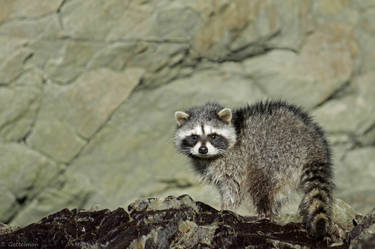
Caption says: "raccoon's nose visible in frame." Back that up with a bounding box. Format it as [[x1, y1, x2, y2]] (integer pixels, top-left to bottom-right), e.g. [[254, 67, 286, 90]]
[[199, 146, 208, 154]]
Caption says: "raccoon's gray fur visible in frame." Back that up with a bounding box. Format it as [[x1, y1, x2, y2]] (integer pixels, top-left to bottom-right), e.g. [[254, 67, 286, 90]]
[[174, 101, 334, 240]]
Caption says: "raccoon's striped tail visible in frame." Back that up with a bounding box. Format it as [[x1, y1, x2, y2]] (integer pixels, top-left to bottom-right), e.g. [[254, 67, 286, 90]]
[[300, 161, 334, 240]]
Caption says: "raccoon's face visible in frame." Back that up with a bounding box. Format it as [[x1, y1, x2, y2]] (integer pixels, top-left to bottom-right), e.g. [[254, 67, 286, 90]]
[[174, 104, 237, 159]]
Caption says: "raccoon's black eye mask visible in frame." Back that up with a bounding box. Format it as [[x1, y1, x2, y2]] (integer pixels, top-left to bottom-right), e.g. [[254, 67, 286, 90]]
[[182, 135, 199, 147], [207, 134, 229, 150], [208, 134, 218, 140], [191, 135, 199, 141]]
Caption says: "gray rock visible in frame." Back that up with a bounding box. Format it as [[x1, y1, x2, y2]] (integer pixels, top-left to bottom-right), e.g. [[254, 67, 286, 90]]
[[336, 147, 375, 214], [153, 7, 201, 40], [61, 0, 151, 41], [125, 42, 191, 88], [0, 14, 61, 40], [348, 207, 375, 249], [10, 172, 94, 226], [243, 22, 357, 109], [358, 127, 375, 147], [44, 41, 104, 84], [0, 195, 366, 248], [192, 0, 307, 61], [0, 143, 61, 223], [87, 42, 138, 71], [0, 70, 43, 142], [0, 185, 16, 223], [0, 39, 33, 85], [27, 68, 144, 163], [313, 72, 375, 137], [354, 8, 375, 74], [0, 0, 63, 22]]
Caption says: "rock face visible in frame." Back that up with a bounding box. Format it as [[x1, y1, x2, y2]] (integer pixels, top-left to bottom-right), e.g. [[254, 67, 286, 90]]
[[1, 0, 375, 226], [2, 195, 373, 249], [347, 207, 375, 249]]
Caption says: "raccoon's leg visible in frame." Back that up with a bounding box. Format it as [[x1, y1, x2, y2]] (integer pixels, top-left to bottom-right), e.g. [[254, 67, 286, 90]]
[[300, 161, 334, 240], [254, 197, 272, 219], [248, 172, 277, 219], [217, 179, 241, 210], [253, 192, 278, 220]]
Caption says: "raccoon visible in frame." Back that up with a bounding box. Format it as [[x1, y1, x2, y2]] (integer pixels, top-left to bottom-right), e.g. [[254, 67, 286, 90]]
[[174, 101, 334, 240]]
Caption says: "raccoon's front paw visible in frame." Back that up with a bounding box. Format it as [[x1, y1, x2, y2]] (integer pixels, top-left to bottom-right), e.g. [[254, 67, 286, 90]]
[[220, 193, 240, 210], [257, 211, 273, 221], [220, 198, 240, 211], [220, 201, 235, 211]]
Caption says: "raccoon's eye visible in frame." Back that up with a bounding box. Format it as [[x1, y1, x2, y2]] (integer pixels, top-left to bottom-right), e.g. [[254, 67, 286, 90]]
[[208, 134, 217, 140], [191, 135, 199, 141]]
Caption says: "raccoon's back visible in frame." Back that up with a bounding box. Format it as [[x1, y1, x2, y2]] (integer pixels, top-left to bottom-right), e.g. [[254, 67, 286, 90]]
[[233, 101, 330, 171]]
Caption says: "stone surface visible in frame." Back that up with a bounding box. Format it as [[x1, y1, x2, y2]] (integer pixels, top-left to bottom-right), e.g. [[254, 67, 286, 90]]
[[0, 14, 61, 40], [0, 0, 63, 23], [0, 38, 32, 85], [10, 172, 94, 227], [347, 207, 375, 249], [192, 0, 311, 61], [0, 195, 363, 249], [0, 143, 61, 223], [27, 68, 144, 163], [0, 0, 375, 227], [354, 7, 375, 74], [44, 41, 104, 84], [313, 72, 375, 137], [0, 70, 43, 142], [336, 148, 375, 214]]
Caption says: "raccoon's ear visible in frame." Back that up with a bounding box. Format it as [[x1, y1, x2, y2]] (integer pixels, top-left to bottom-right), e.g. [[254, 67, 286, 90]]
[[217, 108, 232, 123], [175, 111, 190, 126]]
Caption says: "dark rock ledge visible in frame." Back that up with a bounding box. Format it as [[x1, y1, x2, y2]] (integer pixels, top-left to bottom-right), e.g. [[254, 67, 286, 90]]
[[0, 195, 373, 249]]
